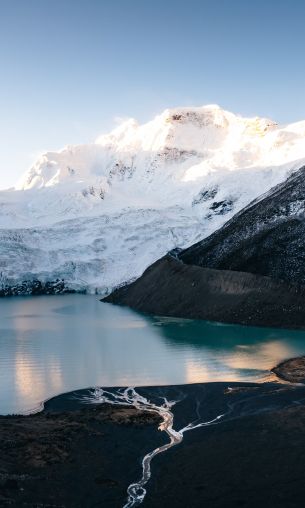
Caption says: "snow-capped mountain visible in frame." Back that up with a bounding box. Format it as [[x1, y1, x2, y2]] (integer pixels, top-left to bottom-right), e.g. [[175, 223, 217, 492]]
[[1, 104, 305, 294]]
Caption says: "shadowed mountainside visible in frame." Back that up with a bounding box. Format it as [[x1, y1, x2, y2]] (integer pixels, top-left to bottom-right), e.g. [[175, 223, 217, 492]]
[[105, 166, 305, 327], [180, 165, 305, 284]]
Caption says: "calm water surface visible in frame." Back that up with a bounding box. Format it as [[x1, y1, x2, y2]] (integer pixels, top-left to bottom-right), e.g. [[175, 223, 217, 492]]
[[1, 294, 305, 414]]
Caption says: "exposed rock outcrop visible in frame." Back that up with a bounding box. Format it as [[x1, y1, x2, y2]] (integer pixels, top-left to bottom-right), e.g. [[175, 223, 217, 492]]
[[0, 278, 75, 297]]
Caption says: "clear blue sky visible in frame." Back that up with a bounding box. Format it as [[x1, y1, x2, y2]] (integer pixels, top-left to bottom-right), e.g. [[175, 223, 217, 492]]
[[1, 0, 305, 189]]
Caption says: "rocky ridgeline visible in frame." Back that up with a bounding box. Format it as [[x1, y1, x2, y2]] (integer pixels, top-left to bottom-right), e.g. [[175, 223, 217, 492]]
[[180, 166, 305, 285], [0, 279, 76, 297]]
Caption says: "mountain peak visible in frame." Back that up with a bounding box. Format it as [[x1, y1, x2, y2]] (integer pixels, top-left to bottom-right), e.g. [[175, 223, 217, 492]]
[[15, 105, 304, 192], [3, 105, 305, 295]]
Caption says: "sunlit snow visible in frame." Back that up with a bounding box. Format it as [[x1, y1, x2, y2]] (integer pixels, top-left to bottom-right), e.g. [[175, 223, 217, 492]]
[[1, 105, 305, 293]]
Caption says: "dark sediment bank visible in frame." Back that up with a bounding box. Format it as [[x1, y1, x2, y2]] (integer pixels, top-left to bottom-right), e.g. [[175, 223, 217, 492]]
[[104, 256, 305, 329], [2, 378, 305, 507], [0, 392, 162, 507], [144, 388, 305, 508]]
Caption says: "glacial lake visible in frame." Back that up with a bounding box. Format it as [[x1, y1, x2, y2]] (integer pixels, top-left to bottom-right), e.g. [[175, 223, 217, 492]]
[[1, 294, 305, 414]]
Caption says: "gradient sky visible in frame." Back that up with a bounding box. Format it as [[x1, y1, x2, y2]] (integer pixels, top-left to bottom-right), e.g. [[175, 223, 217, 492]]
[[1, 0, 305, 189]]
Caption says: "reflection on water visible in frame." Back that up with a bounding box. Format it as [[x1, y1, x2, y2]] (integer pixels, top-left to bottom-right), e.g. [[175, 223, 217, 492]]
[[1, 294, 305, 414]]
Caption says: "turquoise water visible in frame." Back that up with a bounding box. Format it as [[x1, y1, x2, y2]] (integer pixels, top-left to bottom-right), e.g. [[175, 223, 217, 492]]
[[1, 294, 305, 414]]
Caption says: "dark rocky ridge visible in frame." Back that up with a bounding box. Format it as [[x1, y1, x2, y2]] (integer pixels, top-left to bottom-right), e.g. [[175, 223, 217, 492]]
[[104, 256, 305, 328], [180, 165, 305, 284]]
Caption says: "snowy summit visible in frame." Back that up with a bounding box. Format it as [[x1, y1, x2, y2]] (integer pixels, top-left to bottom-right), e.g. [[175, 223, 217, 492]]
[[1, 104, 305, 294]]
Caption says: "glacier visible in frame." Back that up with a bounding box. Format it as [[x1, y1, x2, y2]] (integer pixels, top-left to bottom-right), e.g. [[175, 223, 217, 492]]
[[1, 104, 305, 294]]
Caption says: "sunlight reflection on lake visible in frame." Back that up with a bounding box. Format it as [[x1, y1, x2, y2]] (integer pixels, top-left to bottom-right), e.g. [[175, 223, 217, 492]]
[[1, 294, 305, 414]]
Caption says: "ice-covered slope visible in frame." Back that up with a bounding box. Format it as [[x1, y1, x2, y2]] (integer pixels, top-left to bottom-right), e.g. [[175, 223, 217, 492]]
[[1, 104, 305, 294]]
